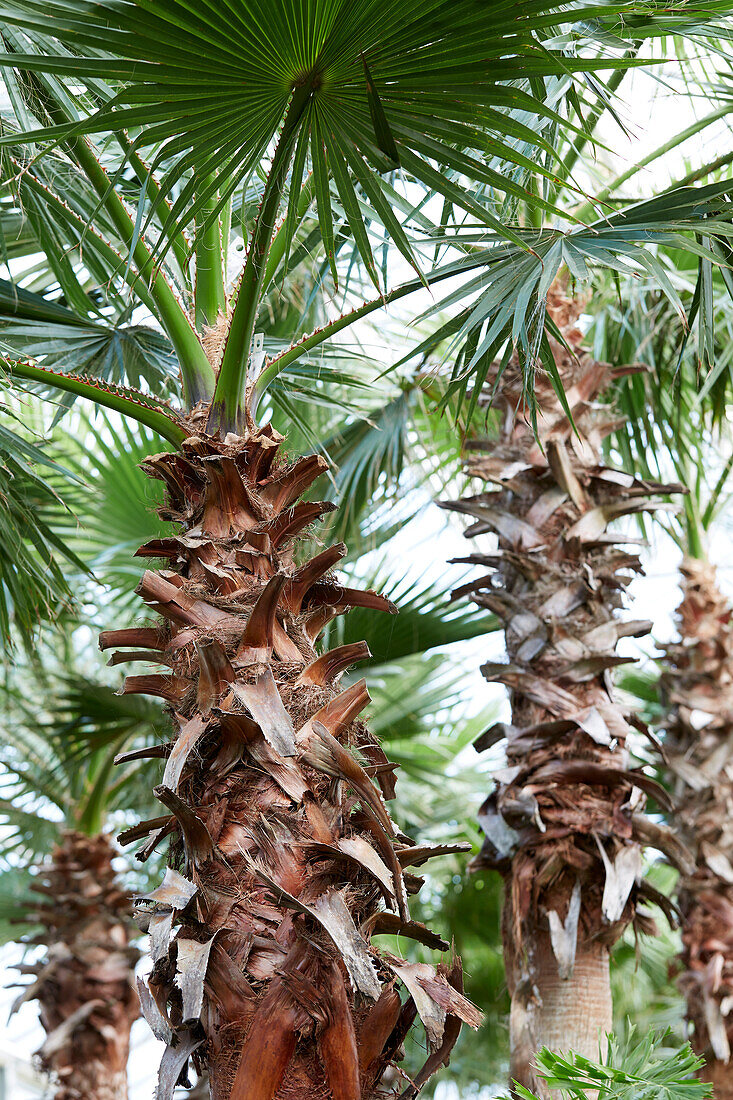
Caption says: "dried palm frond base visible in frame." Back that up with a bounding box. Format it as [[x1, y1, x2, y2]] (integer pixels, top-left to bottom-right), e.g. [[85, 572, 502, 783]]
[[109, 420, 481, 1100], [663, 558, 733, 1096], [442, 289, 680, 1094], [11, 831, 139, 1100]]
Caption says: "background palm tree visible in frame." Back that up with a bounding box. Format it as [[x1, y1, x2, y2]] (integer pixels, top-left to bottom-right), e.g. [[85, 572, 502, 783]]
[[414, 37, 733, 1087], [589, 277, 733, 1094], [440, 285, 684, 1094], [0, 663, 165, 1100]]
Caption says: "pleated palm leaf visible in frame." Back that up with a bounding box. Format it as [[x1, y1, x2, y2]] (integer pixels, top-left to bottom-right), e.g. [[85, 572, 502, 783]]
[[2, 4, 733, 1097]]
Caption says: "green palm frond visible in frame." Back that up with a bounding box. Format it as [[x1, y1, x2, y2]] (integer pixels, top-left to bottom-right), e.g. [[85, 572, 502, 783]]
[[0, 279, 180, 403], [325, 565, 497, 663], [586, 261, 733, 556], [0, 650, 166, 938], [0, 1, 730, 432], [0, 866, 43, 944], [0, 385, 88, 647], [1, 667, 165, 855], [366, 654, 492, 841], [410, 183, 733, 423], [0, 0, 683, 267], [39, 411, 169, 611]]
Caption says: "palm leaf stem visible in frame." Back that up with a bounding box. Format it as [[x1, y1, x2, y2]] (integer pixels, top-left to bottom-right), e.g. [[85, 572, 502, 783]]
[[68, 135, 214, 404], [554, 44, 639, 193], [5, 155, 162, 317], [10, 360, 186, 444], [75, 745, 120, 836], [252, 249, 493, 405], [208, 82, 315, 432], [574, 103, 733, 219], [115, 128, 192, 279], [262, 173, 316, 291], [194, 174, 227, 330], [35, 96, 215, 404], [671, 150, 733, 188], [682, 492, 707, 562]]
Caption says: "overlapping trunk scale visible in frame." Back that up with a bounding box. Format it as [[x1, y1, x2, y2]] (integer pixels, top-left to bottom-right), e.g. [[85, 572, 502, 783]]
[[108, 419, 480, 1100], [443, 292, 680, 1093]]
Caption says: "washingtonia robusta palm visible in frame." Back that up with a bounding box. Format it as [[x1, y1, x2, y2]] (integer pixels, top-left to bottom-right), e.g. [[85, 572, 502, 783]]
[[590, 281, 733, 1095], [2, 3, 733, 1097], [378, 27, 733, 1082], [0, 403, 499, 1099], [0, 667, 165, 1100], [420, 76, 733, 1088], [439, 287, 686, 1093]]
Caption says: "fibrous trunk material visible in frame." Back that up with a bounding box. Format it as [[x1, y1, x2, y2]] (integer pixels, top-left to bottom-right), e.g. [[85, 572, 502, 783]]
[[107, 420, 480, 1100], [662, 558, 733, 1095], [14, 830, 139, 1100], [442, 290, 681, 1094]]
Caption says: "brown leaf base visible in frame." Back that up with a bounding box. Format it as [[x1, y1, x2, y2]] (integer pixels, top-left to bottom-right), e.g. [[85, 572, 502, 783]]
[[114, 424, 480, 1099]]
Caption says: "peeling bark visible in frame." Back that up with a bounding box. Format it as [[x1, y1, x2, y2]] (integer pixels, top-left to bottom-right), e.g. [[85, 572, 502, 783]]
[[13, 831, 139, 1100], [445, 289, 679, 1093], [662, 558, 733, 1087], [112, 415, 480, 1099]]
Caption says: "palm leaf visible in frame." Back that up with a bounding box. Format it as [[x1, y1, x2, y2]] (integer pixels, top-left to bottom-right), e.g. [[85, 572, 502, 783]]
[[0, 389, 88, 648], [0, 0, 700, 268]]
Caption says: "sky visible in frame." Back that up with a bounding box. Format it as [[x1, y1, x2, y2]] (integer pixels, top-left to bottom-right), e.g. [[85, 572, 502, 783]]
[[2, 37, 733, 1100]]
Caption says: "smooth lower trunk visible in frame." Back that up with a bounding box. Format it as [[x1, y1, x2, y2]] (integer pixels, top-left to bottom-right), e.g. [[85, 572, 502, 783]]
[[702, 1060, 733, 1100], [508, 932, 611, 1095], [50, 1063, 128, 1100]]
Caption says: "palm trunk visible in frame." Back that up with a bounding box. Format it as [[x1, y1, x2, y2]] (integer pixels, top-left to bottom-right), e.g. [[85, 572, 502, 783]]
[[662, 558, 733, 1095], [18, 831, 139, 1100], [443, 289, 679, 1094], [110, 415, 480, 1100]]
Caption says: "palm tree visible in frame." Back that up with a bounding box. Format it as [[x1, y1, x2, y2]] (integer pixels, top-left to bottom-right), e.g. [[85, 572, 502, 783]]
[[2, 3, 733, 1096], [1, 402, 496, 1098], [591, 282, 733, 1095], [440, 285, 686, 1093], [421, 42, 733, 1086], [0, 669, 166, 1100]]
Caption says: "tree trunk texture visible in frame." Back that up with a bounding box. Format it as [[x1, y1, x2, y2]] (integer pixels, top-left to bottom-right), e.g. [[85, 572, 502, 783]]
[[662, 558, 733, 1090], [109, 415, 481, 1100], [508, 931, 612, 1072], [17, 830, 138, 1100], [443, 289, 680, 1094]]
